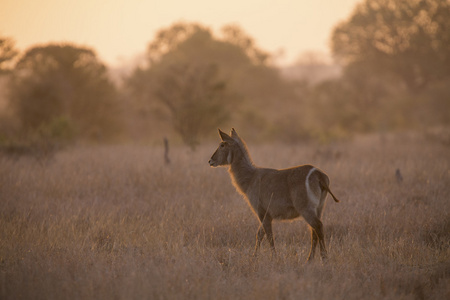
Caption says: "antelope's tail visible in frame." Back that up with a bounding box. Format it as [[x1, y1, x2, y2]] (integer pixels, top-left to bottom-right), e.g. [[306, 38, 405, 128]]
[[319, 179, 340, 203]]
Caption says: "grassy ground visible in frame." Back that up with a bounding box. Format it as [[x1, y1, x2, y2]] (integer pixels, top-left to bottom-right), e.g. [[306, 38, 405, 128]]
[[1, 132, 449, 299]]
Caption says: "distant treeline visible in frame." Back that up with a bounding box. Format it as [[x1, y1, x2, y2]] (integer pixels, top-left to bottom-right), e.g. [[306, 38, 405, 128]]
[[1, 0, 449, 149]]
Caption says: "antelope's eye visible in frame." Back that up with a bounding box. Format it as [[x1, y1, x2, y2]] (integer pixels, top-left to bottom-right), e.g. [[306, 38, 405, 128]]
[[220, 143, 225, 148]]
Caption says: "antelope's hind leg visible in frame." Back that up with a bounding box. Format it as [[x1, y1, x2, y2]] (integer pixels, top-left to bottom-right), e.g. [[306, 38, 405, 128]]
[[308, 226, 319, 261], [302, 211, 327, 262]]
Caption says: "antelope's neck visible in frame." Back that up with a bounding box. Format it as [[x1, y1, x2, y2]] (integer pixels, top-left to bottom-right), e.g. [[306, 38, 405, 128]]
[[229, 150, 256, 194]]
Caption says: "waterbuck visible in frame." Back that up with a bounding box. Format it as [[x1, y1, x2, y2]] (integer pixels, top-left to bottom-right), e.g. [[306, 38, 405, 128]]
[[208, 129, 340, 261]]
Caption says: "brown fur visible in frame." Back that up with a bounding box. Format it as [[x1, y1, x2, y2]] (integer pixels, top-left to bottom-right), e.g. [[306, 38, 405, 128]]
[[209, 129, 340, 261]]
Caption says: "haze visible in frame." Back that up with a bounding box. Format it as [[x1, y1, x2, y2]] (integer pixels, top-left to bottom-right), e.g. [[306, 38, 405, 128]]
[[0, 0, 360, 67]]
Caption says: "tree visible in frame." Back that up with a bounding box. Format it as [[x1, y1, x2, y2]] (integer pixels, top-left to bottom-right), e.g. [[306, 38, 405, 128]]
[[126, 22, 300, 145], [155, 63, 230, 149], [9, 44, 120, 140], [221, 24, 269, 65], [147, 22, 208, 63], [127, 23, 237, 147], [0, 37, 18, 73], [147, 22, 270, 66], [331, 0, 450, 92]]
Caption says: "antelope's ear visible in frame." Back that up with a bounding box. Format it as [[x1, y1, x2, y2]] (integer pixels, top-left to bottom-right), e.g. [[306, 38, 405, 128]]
[[231, 128, 239, 139], [231, 128, 244, 144], [218, 129, 233, 142]]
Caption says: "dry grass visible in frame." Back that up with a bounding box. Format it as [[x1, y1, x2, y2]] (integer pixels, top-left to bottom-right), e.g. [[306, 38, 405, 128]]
[[1, 132, 449, 299]]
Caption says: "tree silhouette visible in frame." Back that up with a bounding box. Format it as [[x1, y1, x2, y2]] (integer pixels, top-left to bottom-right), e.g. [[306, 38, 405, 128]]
[[155, 63, 230, 149], [0, 37, 18, 73], [126, 22, 298, 145], [151, 24, 239, 148], [221, 24, 269, 65], [9, 44, 120, 140], [331, 0, 450, 92]]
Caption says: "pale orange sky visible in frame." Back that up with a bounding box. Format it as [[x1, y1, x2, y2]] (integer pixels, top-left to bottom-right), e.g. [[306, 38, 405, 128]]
[[0, 0, 360, 67]]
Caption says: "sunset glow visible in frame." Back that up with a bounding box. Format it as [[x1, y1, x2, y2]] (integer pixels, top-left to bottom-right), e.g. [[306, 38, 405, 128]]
[[1, 0, 360, 66]]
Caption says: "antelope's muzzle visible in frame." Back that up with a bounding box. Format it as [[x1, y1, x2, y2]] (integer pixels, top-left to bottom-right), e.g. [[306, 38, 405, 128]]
[[208, 158, 217, 167]]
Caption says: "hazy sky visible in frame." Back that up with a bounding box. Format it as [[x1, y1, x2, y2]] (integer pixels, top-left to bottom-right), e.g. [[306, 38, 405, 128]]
[[0, 0, 360, 67]]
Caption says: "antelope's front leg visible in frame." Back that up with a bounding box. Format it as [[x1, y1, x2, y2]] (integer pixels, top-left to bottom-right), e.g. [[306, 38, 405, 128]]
[[253, 226, 265, 257], [263, 218, 276, 256]]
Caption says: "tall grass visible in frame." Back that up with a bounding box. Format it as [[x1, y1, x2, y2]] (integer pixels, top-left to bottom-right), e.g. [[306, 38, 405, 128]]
[[1, 132, 449, 299]]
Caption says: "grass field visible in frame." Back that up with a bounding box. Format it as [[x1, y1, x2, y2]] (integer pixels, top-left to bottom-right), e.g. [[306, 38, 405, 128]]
[[1, 132, 449, 299]]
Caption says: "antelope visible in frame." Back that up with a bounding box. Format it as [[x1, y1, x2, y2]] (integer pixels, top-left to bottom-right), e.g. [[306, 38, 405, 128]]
[[208, 129, 340, 261]]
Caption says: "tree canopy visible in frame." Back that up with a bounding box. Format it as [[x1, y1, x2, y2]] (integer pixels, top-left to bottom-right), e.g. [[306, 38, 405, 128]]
[[9, 44, 120, 140], [0, 37, 18, 73], [331, 0, 450, 92], [126, 22, 297, 146]]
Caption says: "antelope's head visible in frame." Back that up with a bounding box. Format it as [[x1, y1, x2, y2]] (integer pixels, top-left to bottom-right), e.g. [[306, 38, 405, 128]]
[[209, 129, 237, 167]]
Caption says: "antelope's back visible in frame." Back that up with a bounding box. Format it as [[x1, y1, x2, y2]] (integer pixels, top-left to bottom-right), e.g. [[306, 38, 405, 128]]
[[257, 165, 316, 206]]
